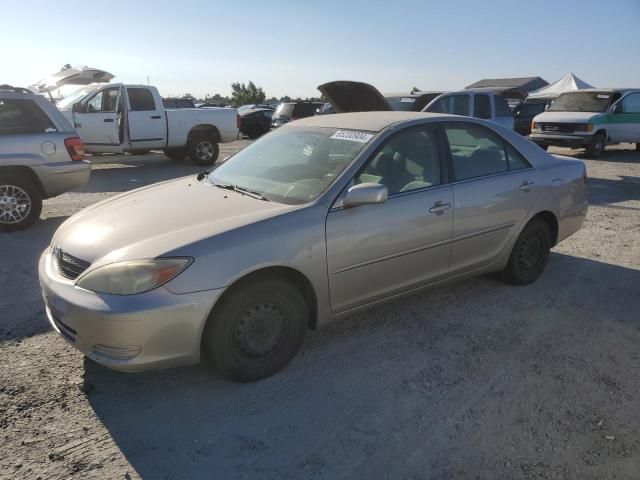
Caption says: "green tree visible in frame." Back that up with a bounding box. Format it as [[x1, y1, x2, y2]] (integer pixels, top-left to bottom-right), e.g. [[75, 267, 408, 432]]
[[230, 81, 266, 105]]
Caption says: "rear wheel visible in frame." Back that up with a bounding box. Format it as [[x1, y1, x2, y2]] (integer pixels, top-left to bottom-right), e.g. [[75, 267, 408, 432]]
[[204, 277, 307, 382], [0, 174, 42, 232], [586, 132, 606, 157], [500, 218, 551, 285], [163, 148, 188, 161], [188, 133, 219, 166], [636, 143, 639, 152]]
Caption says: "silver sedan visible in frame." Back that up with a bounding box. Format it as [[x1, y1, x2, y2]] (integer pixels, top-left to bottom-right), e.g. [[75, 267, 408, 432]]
[[39, 112, 588, 382]]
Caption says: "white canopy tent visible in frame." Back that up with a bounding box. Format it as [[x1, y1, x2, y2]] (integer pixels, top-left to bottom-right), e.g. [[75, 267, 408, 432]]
[[527, 73, 593, 100]]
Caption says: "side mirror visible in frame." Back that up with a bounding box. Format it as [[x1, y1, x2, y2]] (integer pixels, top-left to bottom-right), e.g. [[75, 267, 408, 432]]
[[612, 103, 623, 114], [343, 183, 388, 208], [72, 102, 82, 113]]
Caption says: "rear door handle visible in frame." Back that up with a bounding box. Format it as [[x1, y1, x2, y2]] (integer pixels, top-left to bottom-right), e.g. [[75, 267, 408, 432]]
[[150, 115, 161, 119], [103, 118, 114, 123], [519, 180, 534, 191], [429, 201, 451, 215]]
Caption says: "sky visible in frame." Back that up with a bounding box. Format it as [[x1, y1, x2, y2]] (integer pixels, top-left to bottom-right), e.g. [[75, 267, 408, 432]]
[[2, 0, 639, 99]]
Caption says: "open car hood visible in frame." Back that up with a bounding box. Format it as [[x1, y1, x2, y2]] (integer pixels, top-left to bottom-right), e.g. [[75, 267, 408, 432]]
[[317, 81, 391, 113], [30, 65, 114, 93]]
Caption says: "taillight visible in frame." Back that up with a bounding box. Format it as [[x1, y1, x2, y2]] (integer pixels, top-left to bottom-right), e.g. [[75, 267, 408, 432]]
[[236, 114, 241, 129], [64, 136, 85, 161]]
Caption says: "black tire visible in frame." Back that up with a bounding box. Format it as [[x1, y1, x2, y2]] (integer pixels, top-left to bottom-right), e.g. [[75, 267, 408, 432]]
[[204, 277, 307, 382], [188, 133, 219, 166], [163, 148, 188, 161], [636, 143, 639, 152], [128, 149, 150, 156], [0, 174, 42, 232], [500, 218, 551, 286], [247, 125, 264, 139], [539, 144, 549, 151], [586, 132, 606, 157]]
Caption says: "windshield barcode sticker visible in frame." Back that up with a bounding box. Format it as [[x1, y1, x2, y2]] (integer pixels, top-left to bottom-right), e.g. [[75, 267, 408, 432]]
[[331, 130, 374, 143]]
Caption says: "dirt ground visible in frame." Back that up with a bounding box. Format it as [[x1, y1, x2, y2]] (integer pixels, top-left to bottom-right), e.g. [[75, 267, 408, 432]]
[[1, 142, 639, 480]]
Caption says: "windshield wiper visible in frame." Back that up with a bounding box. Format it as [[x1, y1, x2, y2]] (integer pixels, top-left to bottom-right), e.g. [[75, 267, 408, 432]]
[[212, 182, 269, 201]]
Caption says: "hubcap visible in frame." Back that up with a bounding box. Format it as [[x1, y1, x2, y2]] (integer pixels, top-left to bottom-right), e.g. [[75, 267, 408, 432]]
[[0, 185, 31, 224], [518, 233, 543, 272], [196, 141, 214, 161], [233, 302, 287, 358]]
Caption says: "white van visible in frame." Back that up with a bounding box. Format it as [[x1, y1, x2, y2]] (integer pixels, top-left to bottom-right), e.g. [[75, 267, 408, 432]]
[[529, 89, 640, 156]]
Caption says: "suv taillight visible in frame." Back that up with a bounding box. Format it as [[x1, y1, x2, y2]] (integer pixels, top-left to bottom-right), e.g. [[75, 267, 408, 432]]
[[237, 114, 241, 129], [64, 137, 85, 161]]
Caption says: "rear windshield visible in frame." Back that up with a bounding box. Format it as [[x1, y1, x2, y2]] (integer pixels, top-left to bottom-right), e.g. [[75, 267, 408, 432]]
[[0, 98, 56, 135], [548, 92, 613, 113], [386, 96, 418, 111], [274, 103, 294, 118]]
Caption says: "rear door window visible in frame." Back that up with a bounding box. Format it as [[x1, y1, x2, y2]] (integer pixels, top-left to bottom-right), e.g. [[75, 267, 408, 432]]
[[444, 123, 509, 181], [494, 95, 512, 117], [473, 94, 491, 119], [430, 95, 470, 116], [0, 98, 56, 135], [127, 88, 156, 111]]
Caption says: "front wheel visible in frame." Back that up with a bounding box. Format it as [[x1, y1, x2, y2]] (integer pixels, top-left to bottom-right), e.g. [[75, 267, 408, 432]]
[[204, 277, 307, 382], [188, 133, 219, 166], [586, 132, 606, 157], [0, 175, 42, 232], [500, 219, 551, 285]]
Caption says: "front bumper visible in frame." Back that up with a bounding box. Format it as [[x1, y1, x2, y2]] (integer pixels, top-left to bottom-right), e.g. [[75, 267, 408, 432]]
[[38, 249, 223, 372], [529, 133, 593, 149]]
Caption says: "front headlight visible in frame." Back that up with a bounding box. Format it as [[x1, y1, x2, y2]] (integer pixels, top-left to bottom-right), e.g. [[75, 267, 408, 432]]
[[76, 258, 192, 295]]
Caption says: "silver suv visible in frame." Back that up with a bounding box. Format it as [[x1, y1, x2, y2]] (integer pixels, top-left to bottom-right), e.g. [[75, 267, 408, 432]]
[[0, 86, 90, 231]]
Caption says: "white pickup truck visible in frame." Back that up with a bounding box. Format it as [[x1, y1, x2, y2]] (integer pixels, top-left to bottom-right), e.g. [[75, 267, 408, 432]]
[[55, 83, 239, 165]]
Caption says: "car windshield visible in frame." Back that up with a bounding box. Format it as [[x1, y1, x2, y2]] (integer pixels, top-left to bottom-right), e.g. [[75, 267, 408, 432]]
[[386, 96, 417, 111], [56, 86, 99, 109], [207, 126, 374, 205], [548, 92, 613, 113]]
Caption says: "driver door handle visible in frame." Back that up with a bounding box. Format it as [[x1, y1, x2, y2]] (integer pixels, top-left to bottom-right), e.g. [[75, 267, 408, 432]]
[[429, 201, 451, 215]]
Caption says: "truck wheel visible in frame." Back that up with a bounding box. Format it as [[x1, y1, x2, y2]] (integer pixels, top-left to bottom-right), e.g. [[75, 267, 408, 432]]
[[636, 143, 639, 152], [188, 133, 219, 166], [164, 148, 188, 161], [0, 175, 42, 232], [586, 132, 606, 157]]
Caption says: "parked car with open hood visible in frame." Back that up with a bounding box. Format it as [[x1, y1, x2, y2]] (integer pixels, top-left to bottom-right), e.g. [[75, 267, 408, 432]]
[[39, 110, 587, 382], [51, 79, 239, 165], [1, 85, 90, 231], [529, 89, 640, 155], [317, 81, 443, 114], [422, 88, 515, 130]]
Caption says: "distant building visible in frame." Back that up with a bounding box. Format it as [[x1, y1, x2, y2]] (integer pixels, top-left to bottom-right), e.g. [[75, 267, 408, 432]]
[[466, 77, 548, 97]]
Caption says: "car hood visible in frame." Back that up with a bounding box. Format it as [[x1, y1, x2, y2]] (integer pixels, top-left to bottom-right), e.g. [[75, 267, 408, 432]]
[[51, 177, 295, 268], [317, 80, 391, 113], [532, 111, 602, 123], [30, 65, 114, 93]]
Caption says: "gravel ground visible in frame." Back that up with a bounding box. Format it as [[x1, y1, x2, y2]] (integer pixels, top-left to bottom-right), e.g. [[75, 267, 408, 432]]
[[1, 142, 639, 480]]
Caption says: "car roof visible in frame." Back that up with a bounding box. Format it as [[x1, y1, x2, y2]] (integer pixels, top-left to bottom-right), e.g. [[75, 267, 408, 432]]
[[290, 111, 456, 132]]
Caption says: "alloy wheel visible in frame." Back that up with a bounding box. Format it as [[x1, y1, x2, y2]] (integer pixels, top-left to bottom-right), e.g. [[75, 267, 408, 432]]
[[0, 185, 31, 224]]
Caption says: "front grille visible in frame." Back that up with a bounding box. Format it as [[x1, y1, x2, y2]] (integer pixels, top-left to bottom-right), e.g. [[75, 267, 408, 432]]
[[540, 123, 576, 134], [53, 247, 91, 280]]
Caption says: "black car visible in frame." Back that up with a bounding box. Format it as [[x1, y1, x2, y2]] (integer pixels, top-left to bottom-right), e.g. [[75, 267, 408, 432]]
[[271, 101, 324, 127], [513, 101, 547, 135], [239, 108, 273, 138]]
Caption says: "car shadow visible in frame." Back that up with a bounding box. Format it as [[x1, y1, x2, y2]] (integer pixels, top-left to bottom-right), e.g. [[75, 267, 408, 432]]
[[551, 144, 639, 163], [0, 216, 67, 340], [588, 175, 640, 208], [82, 253, 640, 479]]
